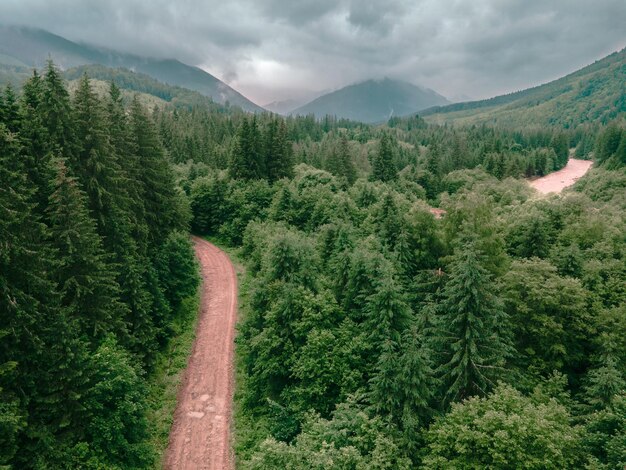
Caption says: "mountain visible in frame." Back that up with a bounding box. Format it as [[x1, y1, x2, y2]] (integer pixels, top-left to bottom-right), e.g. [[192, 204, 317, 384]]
[[0, 25, 263, 112], [291, 78, 449, 123], [264, 98, 304, 115], [422, 47, 626, 127]]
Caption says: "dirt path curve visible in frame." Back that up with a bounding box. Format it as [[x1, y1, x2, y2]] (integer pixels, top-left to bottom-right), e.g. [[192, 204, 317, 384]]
[[529, 158, 593, 194], [165, 237, 237, 470]]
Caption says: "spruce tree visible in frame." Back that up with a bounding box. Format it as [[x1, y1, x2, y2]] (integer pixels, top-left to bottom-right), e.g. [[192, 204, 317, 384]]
[[364, 267, 411, 349], [47, 159, 127, 341], [106, 83, 148, 247], [129, 96, 179, 246], [0, 125, 91, 467], [0, 85, 21, 133], [265, 118, 294, 182], [40, 60, 77, 159], [371, 132, 397, 182], [337, 134, 357, 184], [71, 75, 123, 237], [434, 238, 513, 404], [18, 71, 56, 215], [230, 116, 264, 180]]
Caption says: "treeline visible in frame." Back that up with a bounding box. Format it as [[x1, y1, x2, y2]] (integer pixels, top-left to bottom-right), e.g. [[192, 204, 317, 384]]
[[183, 125, 625, 467], [0, 63, 198, 468], [155, 104, 582, 201]]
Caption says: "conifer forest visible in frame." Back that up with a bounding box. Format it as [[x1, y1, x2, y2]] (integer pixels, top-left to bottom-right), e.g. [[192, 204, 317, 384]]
[[1, 6, 625, 468]]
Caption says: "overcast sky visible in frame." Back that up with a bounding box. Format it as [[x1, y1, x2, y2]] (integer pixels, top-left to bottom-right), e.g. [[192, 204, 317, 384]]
[[1, 0, 625, 104]]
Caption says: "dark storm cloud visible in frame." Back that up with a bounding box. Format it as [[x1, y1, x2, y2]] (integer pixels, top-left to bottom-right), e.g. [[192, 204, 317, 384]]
[[1, 0, 624, 103]]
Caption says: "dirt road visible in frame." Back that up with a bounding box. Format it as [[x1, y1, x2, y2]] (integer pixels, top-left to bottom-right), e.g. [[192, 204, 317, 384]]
[[529, 158, 593, 194], [165, 237, 237, 470]]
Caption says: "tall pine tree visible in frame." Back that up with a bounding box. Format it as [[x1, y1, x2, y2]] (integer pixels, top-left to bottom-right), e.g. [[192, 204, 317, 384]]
[[433, 238, 513, 404]]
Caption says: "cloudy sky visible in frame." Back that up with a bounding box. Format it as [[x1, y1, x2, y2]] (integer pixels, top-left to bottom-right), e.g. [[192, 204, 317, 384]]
[[1, 0, 624, 105]]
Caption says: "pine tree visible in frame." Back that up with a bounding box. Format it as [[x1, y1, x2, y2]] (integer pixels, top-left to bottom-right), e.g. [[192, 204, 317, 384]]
[[397, 326, 434, 432], [230, 116, 264, 180], [18, 71, 56, 215], [364, 268, 411, 349], [0, 85, 21, 133], [71, 75, 123, 237], [371, 132, 397, 182], [47, 159, 127, 341], [434, 239, 513, 404], [0, 125, 92, 467], [329, 135, 357, 184], [40, 60, 77, 159], [106, 82, 148, 247], [129, 96, 180, 245]]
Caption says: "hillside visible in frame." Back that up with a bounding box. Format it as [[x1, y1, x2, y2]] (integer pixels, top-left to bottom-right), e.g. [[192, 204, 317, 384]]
[[0, 25, 263, 112], [292, 78, 449, 123], [422, 47, 626, 127], [63, 64, 237, 111]]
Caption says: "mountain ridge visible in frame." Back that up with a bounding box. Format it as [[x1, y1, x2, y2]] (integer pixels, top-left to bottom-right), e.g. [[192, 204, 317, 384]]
[[0, 24, 263, 112], [420, 47, 626, 127]]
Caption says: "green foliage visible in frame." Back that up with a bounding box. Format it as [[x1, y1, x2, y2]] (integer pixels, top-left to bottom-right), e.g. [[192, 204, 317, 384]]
[[432, 238, 512, 403], [155, 231, 199, 309], [422, 384, 585, 469], [242, 400, 412, 469], [0, 62, 197, 467], [503, 259, 592, 381], [47, 159, 127, 340], [4, 53, 626, 469], [371, 133, 397, 182], [79, 336, 154, 467], [423, 47, 626, 128]]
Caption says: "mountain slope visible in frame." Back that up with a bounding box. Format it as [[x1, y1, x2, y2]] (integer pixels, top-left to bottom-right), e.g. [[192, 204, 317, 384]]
[[292, 78, 449, 123], [264, 99, 305, 115], [422, 48, 626, 127], [0, 25, 263, 112]]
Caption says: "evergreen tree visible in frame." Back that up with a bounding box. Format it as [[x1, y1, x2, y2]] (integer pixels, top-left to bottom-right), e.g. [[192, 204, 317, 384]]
[[0, 85, 21, 133], [364, 268, 411, 348], [129, 96, 180, 245], [371, 132, 397, 182], [327, 135, 357, 184], [434, 239, 513, 403], [40, 60, 77, 159], [18, 71, 56, 215], [230, 116, 264, 180], [550, 132, 569, 169], [0, 125, 93, 467], [264, 117, 294, 181], [106, 82, 148, 247], [47, 159, 127, 341], [71, 75, 123, 238]]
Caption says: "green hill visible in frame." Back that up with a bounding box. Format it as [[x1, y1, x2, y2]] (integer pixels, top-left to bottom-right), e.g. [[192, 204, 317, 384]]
[[292, 78, 449, 123], [422, 48, 626, 128], [63, 64, 236, 111], [0, 25, 263, 112]]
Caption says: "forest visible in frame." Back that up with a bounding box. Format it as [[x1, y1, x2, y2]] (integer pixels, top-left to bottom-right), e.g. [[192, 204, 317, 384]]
[[1, 62, 626, 468], [183, 116, 625, 468], [0, 63, 199, 468]]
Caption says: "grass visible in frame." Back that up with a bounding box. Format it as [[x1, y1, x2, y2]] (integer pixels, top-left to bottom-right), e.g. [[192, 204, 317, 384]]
[[145, 290, 201, 468]]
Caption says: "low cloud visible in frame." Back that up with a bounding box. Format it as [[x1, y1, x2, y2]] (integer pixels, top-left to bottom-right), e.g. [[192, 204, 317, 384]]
[[1, 0, 624, 104]]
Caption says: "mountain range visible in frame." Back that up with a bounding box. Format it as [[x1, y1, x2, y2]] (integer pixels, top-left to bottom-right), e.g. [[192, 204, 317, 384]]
[[0, 25, 623, 127]]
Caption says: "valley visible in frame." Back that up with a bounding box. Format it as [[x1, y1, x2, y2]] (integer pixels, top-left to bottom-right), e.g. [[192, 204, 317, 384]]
[[0, 11, 625, 470]]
